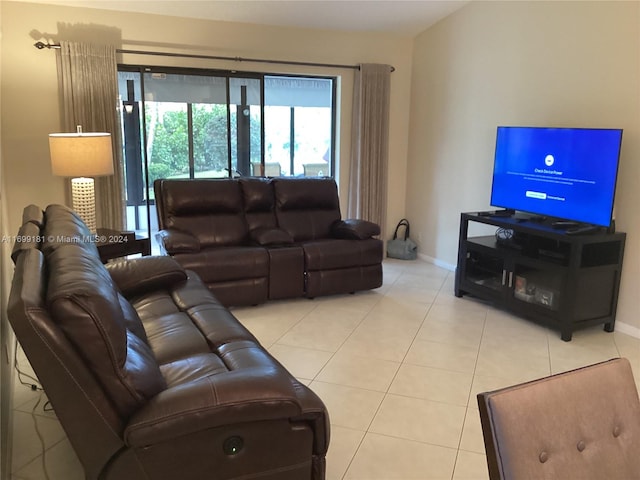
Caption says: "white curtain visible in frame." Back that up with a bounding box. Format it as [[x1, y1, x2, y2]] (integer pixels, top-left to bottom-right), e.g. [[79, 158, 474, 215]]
[[348, 63, 391, 239], [56, 41, 125, 230]]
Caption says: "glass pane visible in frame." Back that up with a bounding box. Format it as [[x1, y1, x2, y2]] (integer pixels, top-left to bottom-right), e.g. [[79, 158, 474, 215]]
[[264, 75, 333, 177], [264, 106, 291, 176], [145, 102, 189, 183], [192, 104, 229, 178], [295, 107, 331, 177]]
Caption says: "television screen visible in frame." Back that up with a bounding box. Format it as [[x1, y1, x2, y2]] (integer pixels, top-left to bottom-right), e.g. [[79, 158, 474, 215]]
[[490, 126, 623, 227]]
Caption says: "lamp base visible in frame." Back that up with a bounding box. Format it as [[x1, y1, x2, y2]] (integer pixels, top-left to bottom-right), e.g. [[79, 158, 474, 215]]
[[71, 177, 97, 233]]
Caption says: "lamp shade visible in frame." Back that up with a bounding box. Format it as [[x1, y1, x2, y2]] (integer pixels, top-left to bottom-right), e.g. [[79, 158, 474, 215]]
[[49, 132, 114, 177]]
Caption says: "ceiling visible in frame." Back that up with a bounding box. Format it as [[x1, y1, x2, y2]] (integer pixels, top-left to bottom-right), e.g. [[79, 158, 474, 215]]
[[15, 0, 470, 36]]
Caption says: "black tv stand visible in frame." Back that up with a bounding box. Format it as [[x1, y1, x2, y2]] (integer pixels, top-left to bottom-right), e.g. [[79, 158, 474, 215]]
[[454, 212, 626, 341]]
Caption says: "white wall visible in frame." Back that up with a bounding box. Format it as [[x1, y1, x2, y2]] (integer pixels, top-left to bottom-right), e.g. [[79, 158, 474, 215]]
[[406, 0, 640, 332], [0, 7, 15, 477], [0, 0, 413, 237]]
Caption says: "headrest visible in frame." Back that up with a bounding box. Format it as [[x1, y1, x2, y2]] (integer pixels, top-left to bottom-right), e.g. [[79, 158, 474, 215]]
[[160, 179, 244, 216], [273, 178, 340, 211]]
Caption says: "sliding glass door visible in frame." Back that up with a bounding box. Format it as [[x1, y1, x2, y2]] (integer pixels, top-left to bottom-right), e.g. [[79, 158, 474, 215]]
[[117, 66, 336, 247]]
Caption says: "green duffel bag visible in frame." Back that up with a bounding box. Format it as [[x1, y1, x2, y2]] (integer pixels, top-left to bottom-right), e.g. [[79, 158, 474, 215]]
[[387, 219, 417, 260]]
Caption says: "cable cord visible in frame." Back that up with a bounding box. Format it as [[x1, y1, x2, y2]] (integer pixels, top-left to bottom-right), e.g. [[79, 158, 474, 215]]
[[14, 338, 52, 479], [13, 337, 42, 391], [31, 393, 52, 480]]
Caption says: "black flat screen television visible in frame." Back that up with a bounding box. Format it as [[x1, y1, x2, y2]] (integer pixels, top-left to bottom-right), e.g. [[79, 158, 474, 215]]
[[490, 126, 623, 227]]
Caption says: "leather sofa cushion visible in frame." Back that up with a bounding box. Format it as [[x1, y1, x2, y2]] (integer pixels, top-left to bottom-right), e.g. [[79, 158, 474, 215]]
[[11, 205, 45, 263], [241, 178, 274, 212], [172, 247, 269, 283], [162, 179, 243, 215], [11, 221, 42, 263], [274, 178, 340, 211], [42, 204, 100, 256], [169, 272, 258, 347], [106, 256, 187, 298], [274, 178, 342, 241], [22, 204, 44, 227], [241, 178, 279, 231], [332, 219, 381, 240], [250, 227, 294, 246], [170, 216, 248, 249], [156, 230, 200, 253], [160, 353, 228, 388], [132, 272, 258, 364], [303, 238, 384, 270], [160, 180, 249, 247], [46, 244, 166, 417]]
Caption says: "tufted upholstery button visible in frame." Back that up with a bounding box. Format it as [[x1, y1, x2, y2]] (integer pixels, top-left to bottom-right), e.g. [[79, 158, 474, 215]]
[[613, 426, 621, 438], [577, 440, 586, 452], [539, 451, 549, 463]]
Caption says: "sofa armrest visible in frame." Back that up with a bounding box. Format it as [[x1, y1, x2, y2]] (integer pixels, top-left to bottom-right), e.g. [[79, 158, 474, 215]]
[[250, 227, 294, 246], [106, 256, 187, 297], [156, 229, 200, 254], [332, 219, 380, 240], [124, 368, 306, 446]]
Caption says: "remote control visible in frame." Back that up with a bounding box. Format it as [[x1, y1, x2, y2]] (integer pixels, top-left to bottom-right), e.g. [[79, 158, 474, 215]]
[[565, 225, 600, 235], [551, 220, 580, 229], [491, 210, 513, 217]]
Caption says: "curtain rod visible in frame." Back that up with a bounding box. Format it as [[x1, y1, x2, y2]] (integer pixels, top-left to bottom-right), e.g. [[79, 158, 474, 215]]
[[33, 41, 395, 72]]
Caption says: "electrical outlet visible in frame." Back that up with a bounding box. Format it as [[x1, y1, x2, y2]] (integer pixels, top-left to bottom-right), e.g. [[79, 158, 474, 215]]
[[417, 232, 422, 242]]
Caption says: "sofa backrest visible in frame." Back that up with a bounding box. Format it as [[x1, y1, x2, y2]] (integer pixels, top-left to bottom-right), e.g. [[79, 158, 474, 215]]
[[273, 178, 342, 241], [9, 248, 127, 479], [39, 205, 166, 418], [155, 179, 250, 247], [9, 204, 166, 477], [239, 177, 278, 231], [155, 177, 343, 243]]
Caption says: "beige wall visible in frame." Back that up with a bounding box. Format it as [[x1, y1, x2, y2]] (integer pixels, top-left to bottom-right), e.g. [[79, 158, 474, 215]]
[[406, 0, 640, 332], [0, 0, 413, 237]]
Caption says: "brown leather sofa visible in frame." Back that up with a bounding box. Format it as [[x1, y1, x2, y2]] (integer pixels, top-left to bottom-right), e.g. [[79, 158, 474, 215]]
[[154, 177, 383, 306], [8, 204, 329, 480]]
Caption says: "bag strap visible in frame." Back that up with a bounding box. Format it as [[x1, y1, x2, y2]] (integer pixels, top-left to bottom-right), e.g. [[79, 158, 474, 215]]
[[392, 219, 410, 240]]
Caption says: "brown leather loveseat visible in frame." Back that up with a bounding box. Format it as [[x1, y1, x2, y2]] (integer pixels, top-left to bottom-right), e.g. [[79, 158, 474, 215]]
[[154, 177, 383, 306], [8, 204, 329, 480]]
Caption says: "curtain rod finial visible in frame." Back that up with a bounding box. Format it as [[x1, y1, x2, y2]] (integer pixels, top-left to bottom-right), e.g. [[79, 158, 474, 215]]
[[34, 41, 60, 49]]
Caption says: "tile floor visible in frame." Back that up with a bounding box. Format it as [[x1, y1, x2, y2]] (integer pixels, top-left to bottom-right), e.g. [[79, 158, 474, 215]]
[[9, 259, 640, 479]]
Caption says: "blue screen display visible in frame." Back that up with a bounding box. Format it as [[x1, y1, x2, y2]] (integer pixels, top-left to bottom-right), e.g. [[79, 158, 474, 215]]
[[490, 127, 623, 227]]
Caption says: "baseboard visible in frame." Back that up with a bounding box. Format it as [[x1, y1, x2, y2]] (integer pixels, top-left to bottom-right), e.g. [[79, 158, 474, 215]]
[[614, 321, 640, 340], [417, 252, 456, 272]]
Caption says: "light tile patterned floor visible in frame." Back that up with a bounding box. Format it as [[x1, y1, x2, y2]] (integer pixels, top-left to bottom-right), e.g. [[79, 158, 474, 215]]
[[10, 259, 640, 479]]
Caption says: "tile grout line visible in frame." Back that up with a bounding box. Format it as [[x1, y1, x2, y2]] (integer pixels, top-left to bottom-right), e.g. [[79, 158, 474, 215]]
[[336, 263, 409, 480], [451, 304, 489, 480], [339, 268, 442, 479]]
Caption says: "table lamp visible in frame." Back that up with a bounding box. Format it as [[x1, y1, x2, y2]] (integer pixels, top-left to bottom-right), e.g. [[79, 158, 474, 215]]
[[49, 126, 114, 233]]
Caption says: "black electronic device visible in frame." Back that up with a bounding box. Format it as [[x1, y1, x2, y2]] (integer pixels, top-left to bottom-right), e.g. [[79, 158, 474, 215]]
[[565, 225, 601, 235], [490, 126, 623, 228], [477, 209, 514, 217], [551, 220, 580, 229]]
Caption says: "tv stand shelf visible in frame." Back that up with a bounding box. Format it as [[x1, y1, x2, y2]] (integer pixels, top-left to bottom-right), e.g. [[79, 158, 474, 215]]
[[454, 212, 626, 341]]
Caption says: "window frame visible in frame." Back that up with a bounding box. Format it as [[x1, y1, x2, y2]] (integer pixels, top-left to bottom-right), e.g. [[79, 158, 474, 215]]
[[117, 64, 338, 238]]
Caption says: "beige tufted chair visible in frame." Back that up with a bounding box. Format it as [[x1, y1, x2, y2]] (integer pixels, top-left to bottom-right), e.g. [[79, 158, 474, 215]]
[[478, 358, 640, 480]]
